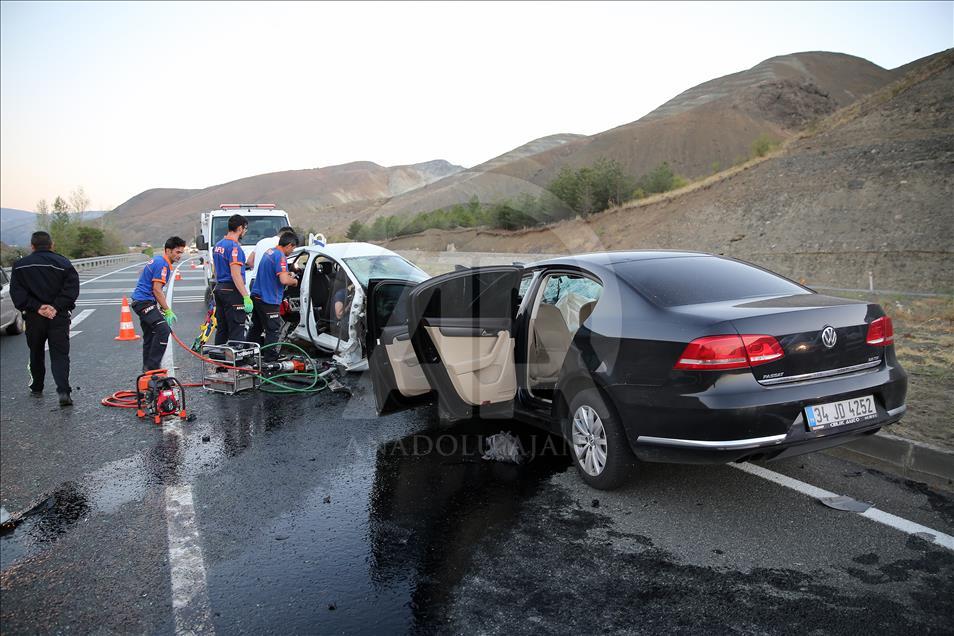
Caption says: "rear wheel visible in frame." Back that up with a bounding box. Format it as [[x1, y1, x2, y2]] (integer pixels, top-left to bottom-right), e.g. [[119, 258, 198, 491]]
[[568, 389, 635, 490], [6, 312, 25, 335]]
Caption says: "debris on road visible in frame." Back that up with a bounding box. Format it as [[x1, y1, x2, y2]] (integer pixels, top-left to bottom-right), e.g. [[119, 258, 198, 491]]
[[818, 495, 873, 512], [482, 432, 525, 464]]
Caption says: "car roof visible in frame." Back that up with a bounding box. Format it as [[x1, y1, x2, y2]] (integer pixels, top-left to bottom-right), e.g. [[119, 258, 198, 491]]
[[528, 250, 711, 268], [297, 242, 403, 260]]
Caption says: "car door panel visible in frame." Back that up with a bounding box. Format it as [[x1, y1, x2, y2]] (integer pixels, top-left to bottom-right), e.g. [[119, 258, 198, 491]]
[[384, 337, 430, 396], [367, 279, 433, 413], [408, 266, 522, 420], [424, 326, 516, 404]]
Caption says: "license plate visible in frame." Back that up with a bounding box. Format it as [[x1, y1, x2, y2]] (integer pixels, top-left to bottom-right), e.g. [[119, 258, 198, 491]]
[[804, 395, 877, 431]]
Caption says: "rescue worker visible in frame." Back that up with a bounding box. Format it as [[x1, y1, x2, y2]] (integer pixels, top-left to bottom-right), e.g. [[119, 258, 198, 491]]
[[9, 231, 80, 406], [248, 232, 300, 361], [130, 236, 186, 371], [212, 214, 253, 344]]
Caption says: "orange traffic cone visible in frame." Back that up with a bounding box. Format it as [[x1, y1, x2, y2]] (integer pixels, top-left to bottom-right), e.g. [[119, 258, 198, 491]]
[[175, 270, 182, 281], [114, 296, 141, 341], [190, 262, 198, 269]]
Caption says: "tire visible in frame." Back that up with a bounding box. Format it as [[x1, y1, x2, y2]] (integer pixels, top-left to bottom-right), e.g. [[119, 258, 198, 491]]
[[568, 388, 636, 490], [6, 312, 25, 335]]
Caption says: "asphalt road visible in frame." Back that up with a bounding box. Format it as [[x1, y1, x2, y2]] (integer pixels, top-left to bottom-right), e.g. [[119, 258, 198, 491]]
[[1, 259, 952, 634]]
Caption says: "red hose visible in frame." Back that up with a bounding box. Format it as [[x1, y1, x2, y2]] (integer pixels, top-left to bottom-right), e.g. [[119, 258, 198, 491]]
[[102, 390, 139, 408], [102, 328, 253, 409], [169, 329, 262, 374]]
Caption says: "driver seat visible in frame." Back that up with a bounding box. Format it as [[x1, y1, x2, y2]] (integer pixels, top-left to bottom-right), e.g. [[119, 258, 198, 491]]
[[311, 261, 333, 330]]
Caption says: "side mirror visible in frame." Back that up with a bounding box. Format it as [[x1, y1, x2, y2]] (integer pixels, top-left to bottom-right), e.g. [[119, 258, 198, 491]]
[[196, 235, 207, 251]]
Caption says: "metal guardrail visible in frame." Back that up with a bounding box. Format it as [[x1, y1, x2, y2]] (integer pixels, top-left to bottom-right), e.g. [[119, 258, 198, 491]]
[[2, 253, 145, 278], [71, 253, 146, 271]]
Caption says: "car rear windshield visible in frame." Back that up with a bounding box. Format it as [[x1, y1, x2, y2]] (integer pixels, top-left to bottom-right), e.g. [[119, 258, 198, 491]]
[[617, 256, 809, 307], [211, 215, 288, 246]]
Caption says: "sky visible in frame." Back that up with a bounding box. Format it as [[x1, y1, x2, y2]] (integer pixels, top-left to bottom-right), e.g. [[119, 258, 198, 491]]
[[1, 1, 951, 212]]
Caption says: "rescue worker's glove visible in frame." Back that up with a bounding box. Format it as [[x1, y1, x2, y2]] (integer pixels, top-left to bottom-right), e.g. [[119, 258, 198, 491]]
[[163, 308, 177, 326], [243, 296, 254, 314]]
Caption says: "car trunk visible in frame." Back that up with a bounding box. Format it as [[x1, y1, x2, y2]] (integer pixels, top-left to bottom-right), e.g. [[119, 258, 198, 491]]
[[677, 294, 885, 385]]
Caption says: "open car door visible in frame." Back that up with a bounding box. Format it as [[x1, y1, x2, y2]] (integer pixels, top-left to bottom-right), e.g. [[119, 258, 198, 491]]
[[367, 279, 433, 413], [407, 266, 522, 421]]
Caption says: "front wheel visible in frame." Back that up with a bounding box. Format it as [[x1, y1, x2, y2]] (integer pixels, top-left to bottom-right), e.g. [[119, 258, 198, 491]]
[[6, 312, 25, 335], [568, 389, 635, 490]]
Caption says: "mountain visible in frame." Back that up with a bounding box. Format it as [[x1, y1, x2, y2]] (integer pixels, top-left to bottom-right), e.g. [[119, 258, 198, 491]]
[[0, 208, 110, 246], [384, 50, 954, 293], [106, 50, 920, 244], [0, 208, 37, 246], [105, 160, 464, 245], [360, 52, 899, 222], [354, 134, 586, 223]]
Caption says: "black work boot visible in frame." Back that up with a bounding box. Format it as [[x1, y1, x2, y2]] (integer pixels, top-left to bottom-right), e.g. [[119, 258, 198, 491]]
[[58, 392, 73, 407]]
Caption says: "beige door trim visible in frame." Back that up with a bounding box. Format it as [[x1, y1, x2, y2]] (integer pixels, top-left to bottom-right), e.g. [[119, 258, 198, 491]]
[[424, 326, 516, 406], [384, 339, 430, 396]]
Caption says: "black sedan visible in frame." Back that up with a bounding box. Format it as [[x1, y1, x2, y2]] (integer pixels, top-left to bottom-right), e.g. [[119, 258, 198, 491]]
[[366, 251, 907, 489]]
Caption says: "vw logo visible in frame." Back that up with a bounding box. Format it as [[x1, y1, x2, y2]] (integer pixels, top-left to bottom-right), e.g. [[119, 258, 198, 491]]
[[821, 326, 837, 349]]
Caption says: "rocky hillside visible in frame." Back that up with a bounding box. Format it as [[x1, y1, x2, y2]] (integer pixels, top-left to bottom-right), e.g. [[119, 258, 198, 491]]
[[359, 52, 897, 223], [0, 208, 38, 246], [385, 51, 954, 293], [105, 160, 463, 245], [359, 134, 585, 222]]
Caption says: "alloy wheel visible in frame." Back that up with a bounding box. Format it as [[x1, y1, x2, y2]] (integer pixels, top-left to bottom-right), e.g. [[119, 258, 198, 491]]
[[572, 404, 608, 476]]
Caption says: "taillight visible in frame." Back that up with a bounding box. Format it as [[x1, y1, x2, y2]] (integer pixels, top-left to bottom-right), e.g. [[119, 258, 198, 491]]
[[866, 316, 894, 346], [674, 334, 784, 370], [741, 335, 785, 365]]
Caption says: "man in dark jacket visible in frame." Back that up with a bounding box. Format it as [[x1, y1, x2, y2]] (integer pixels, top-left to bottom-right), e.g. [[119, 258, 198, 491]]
[[10, 231, 80, 406]]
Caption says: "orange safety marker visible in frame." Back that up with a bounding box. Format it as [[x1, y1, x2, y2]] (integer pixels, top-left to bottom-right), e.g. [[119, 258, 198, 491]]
[[114, 296, 141, 341], [175, 269, 182, 281]]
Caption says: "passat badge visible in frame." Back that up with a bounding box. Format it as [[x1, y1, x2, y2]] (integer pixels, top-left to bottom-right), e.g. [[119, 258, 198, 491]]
[[821, 326, 837, 349]]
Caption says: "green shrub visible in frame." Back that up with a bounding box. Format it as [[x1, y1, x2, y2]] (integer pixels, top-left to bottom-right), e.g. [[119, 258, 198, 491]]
[[546, 158, 635, 216], [346, 221, 364, 240], [637, 162, 678, 194], [751, 133, 780, 158]]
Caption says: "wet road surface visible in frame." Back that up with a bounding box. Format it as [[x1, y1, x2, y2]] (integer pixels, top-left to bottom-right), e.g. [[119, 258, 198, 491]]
[[2, 259, 953, 634]]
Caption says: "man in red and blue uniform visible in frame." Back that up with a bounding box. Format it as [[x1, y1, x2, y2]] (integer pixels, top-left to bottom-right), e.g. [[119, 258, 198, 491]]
[[130, 236, 186, 371], [212, 214, 252, 344], [248, 232, 299, 361]]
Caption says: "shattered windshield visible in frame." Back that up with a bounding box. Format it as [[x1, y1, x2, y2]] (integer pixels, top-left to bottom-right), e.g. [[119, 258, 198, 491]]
[[343, 255, 428, 288]]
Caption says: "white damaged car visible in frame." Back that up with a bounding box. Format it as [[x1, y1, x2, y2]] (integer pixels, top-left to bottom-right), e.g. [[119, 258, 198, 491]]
[[282, 242, 429, 371]]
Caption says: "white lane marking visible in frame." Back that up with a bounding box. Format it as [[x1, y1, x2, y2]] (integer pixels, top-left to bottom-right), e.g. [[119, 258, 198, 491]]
[[70, 309, 95, 328], [44, 309, 95, 350], [160, 257, 197, 377], [165, 485, 214, 635], [80, 286, 207, 294], [80, 275, 205, 282], [732, 462, 954, 551], [79, 259, 148, 286], [75, 296, 204, 307]]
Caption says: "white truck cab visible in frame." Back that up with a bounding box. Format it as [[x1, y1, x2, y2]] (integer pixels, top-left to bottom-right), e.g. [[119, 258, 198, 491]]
[[195, 204, 291, 296]]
